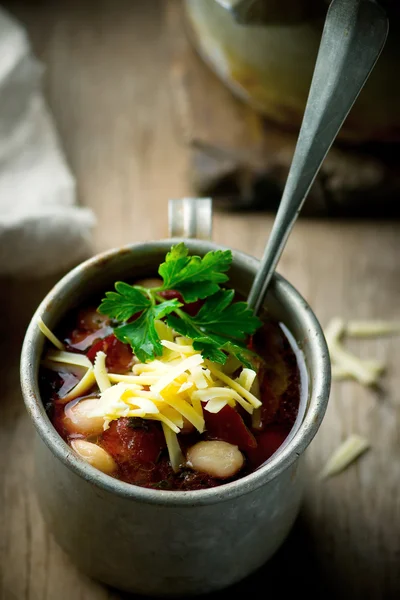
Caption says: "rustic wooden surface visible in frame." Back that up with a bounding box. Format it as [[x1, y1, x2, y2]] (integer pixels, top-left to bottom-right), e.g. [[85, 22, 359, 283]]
[[1, 1, 400, 599]]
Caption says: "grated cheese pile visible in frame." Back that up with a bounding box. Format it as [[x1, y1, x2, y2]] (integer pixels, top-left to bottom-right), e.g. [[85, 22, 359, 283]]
[[38, 317, 261, 471], [323, 317, 400, 478]]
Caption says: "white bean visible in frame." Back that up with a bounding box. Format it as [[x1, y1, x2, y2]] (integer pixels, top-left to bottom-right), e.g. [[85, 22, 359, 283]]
[[186, 440, 244, 479], [134, 278, 162, 288], [71, 440, 117, 474], [64, 398, 104, 436]]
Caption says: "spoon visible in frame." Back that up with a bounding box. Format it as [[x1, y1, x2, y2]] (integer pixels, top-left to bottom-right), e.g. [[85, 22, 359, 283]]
[[247, 0, 389, 314]]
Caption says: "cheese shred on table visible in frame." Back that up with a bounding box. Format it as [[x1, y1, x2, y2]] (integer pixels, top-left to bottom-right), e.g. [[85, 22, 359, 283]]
[[320, 434, 370, 479], [325, 317, 387, 386]]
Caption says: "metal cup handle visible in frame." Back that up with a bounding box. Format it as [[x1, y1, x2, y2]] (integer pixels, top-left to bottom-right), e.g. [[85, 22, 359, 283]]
[[168, 197, 213, 241]]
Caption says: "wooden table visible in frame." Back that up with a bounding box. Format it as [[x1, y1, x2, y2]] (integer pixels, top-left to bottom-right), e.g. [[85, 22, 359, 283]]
[[1, 1, 399, 598]]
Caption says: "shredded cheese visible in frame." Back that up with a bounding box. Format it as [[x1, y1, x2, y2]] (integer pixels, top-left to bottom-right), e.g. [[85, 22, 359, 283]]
[[40, 346, 96, 402], [147, 414, 181, 434], [108, 373, 158, 385], [151, 354, 204, 394], [45, 350, 91, 369], [236, 368, 257, 392], [161, 386, 205, 432], [177, 381, 193, 394], [158, 406, 184, 429], [193, 387, 237, 409], [190, 396, 203, 417], [346, 320, 400, 337], [332, 360, 385, 381], [162, 423, 184, 472], [59, 367, 96, 402], [222, 354, 242, 375], [320, 434, 370, 479], [161, 340, 195, 354], [132, 360, 168, 375], [39, 319, 263, 470], [90, 383, 160, 419], [93, 351, 112, 392], [326, 317, 386, 386], [250, 375, 261, 429], [332, 345, 382, 386], [175, 336, 192, 346], [204, 397, 228, 413], [154, 319, 174, 342], [205, 362, 262, 408], [187, 366, 209, 390], [38, 317, 65, 350]]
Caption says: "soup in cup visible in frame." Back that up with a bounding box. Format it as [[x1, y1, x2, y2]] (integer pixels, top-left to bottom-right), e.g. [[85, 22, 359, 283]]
[[21, 213, 330, 596]]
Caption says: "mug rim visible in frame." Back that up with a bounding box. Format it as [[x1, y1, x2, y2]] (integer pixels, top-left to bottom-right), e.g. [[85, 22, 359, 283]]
[[21, 239, 331, 506]]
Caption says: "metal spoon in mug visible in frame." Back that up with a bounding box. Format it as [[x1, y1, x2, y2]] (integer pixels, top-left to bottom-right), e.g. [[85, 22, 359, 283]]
[[247, 0, 388, 314]]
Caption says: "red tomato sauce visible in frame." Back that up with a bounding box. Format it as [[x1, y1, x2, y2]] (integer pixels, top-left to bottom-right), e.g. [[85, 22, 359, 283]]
[[39, 299, 303, 491]]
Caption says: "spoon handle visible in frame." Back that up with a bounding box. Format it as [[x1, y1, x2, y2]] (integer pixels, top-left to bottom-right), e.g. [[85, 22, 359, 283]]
[[247, 0, 388, 314]]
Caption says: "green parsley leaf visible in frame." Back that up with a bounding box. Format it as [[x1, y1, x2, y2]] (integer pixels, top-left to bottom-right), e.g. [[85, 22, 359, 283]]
[[151, 298, 183, 320], [114, 311, 161, 363], [187, 290, 262, 341], [98, 282, 151, 321], [114, 298, 181, 363], [166, 316, 254, 368], [158, 242, 232, 303], [218, 341, 257, 369], [193, 339, 228, 364], [166, 289, 260, 367], [174, 281, 222, 303], [98, 243, 262, 366]]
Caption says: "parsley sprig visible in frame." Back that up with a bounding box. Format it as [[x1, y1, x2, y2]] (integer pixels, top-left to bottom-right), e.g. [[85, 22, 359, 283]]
[[98, 243, 262, 366]]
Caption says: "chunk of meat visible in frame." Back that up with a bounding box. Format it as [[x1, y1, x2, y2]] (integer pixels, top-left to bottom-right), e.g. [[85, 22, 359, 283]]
[[204, 405, 257, 452], [67, 326, 112, 351], [247, 425, 290, 469], [86, 334, 134, 373], [78, 308, 109, 331], [100, 418, 166, 466], [66, 308, 111, 348], [99, 418, 167, 486]]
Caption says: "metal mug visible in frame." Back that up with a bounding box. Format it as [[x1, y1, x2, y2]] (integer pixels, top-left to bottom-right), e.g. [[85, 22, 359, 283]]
[[20, 199, 330, 596]]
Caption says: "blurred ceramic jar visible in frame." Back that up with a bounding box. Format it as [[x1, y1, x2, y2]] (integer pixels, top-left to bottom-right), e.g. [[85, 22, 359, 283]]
[[184, 0, 400, 143]]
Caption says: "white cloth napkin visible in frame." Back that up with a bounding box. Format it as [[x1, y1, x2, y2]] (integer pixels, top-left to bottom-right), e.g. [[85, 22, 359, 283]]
[[0, 8, 95, 277]]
